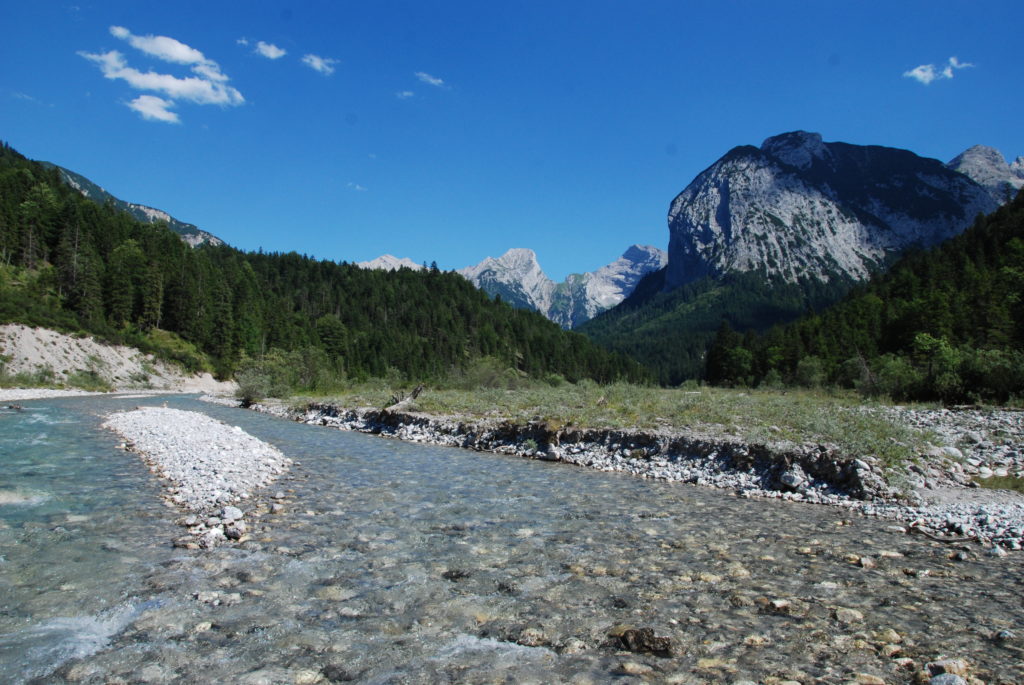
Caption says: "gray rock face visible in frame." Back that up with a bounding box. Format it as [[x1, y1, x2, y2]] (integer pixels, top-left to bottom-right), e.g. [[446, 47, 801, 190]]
[[946, 144, 1024, 205], [356, 255, 424, 271], [547, 245, 667, 328], [664, 131, 997, 290], [458, 248, 556, 315], [458, 245, 666, 328]]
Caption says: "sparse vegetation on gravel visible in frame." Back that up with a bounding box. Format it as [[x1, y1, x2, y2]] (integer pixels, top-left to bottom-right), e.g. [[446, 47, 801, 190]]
[[290, 383, 933, 468]]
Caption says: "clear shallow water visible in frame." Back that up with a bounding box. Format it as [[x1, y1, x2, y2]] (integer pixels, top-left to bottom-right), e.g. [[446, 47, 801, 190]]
[[1, 396, 1022, 684]]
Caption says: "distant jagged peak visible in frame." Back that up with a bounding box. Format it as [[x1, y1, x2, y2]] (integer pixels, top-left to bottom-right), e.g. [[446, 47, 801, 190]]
[[456, 244, 665, 328], [947, 144, 1024, 204], [488, 247, 542, 269], [458, 248, 546, 279], [949, 144, 1008, 167], [619, 244, 668, 264], [357, 254, 423, 271], [760, 130, 830, 170]]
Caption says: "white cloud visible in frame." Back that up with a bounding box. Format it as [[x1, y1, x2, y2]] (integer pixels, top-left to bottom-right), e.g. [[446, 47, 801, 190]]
[[79, 50, 244, 106], [80, 27, 245, 123], [347, 182, 367, 192], [415, 71, 445, 87], [904, 56, 974, 85], [236, 37, 249, 46], [396, 90, 414, 99], [303, 54, 338, 75], [127, 94, 179, 123], [110, 25, 207, 66], [255, 41, 286, 59]]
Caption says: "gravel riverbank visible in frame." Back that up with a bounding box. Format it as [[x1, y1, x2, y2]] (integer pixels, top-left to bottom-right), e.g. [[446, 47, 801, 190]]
[[212, 396, 1024, 552], [103, 407, 292, 548]]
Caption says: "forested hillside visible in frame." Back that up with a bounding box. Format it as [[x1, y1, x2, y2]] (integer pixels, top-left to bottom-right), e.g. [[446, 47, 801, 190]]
[[578, 268, 850, 385], [705, 190, 1024, 403], [0, 142, 646, 386]]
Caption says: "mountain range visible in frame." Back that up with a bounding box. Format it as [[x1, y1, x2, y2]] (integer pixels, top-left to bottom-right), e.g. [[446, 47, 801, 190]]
[[581, 131, 1020, 383], [360, 245, 667, 329], [36, 131, 1021, 385]]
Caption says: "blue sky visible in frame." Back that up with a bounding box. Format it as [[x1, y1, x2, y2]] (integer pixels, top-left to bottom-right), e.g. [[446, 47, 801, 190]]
[[3, 1, 1022, 280]]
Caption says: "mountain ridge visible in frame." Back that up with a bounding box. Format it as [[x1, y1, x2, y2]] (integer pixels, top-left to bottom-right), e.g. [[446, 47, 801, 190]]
[[664, 131, 996, 291], [41, 162, 223, 248], [582, 132, 1013, 383], [359, 245, 667, 328]]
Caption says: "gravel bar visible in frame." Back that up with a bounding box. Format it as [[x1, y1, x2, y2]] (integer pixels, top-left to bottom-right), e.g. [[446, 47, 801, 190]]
[[103, 407, 292, 547]]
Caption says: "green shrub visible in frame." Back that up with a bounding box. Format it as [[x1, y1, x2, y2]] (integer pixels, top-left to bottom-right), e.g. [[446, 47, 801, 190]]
[[795, 355, 826, 388], [66, 368, 113, 392], [449, 356, 528, 390], [867, 354, 920, 401]]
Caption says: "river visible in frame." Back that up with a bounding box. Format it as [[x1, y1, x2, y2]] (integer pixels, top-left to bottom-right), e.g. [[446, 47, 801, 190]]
[[1, 395, 1021, 683]]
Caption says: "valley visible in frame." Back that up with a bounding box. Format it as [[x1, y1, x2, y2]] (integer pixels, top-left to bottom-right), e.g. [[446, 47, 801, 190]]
[[3, 111, 1024, 685]]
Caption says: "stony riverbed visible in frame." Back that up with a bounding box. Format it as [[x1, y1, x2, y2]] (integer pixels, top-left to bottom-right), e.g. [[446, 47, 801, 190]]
[[3, 395, 1023, 684], [213, 397, 1024, 553]]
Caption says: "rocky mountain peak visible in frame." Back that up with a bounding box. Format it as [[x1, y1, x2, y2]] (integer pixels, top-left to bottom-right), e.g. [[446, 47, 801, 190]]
[[760, 131, 829, 170], [455, 245, 666, 328], [356, 255, 423, 271], [620, 244, 666, 264], [947, 145, 1024, 204], [458, 248, 556, 315], [665, 132, 996, 291]]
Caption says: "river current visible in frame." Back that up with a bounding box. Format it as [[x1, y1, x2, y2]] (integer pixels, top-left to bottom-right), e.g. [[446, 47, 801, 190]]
[[1, 395, 1021, 684]]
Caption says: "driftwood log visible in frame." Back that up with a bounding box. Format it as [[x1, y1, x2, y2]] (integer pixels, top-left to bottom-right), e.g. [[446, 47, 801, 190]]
[[384, 384, 424, 412]]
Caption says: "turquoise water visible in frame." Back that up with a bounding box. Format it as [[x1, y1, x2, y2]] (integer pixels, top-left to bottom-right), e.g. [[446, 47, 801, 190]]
[[0, 398, 176, 682], [1, 395, 1021, 683]]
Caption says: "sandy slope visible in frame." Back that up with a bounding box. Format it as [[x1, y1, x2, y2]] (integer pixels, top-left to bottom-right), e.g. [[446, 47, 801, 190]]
[[0, 324, 236, 395]]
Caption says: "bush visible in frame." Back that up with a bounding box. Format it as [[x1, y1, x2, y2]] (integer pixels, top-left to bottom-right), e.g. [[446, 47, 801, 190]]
[[449, 356, 528, 390], [958, 348, 1024, 404], [235, 367, 275, 406], [66, 368, 113, 392], [794, 355, 826, 388], [867, 354, 921, 401]]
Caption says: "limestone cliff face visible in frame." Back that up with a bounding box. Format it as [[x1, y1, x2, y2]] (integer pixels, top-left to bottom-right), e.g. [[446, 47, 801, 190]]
[[664, 131, 997, 290], [457, 245, 666, 328], [946, 145, 1024, 206], [458, 248, 557, 316], [548, 245, 667, 328]]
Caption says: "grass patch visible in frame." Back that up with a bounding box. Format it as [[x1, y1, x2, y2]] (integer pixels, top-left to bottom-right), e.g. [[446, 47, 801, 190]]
[[0, 366, 59, 389], [975, 475, 1024, 493], [293, 383, 930, 467], [135, 328, 211, 375], [66, 368, 114, 392]]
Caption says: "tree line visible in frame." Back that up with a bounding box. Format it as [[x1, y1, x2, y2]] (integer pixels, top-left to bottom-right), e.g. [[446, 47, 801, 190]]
[[0, 141, 648, 388], [704, 190, 1024, 403], [578, 265, 852, 385]]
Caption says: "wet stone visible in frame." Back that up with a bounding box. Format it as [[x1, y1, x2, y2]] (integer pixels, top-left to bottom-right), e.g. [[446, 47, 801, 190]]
[[612, 627, 674, 657], [929, 675, 968, 685], [835, 607, 864, 624], [321, 663, 357, 682]]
